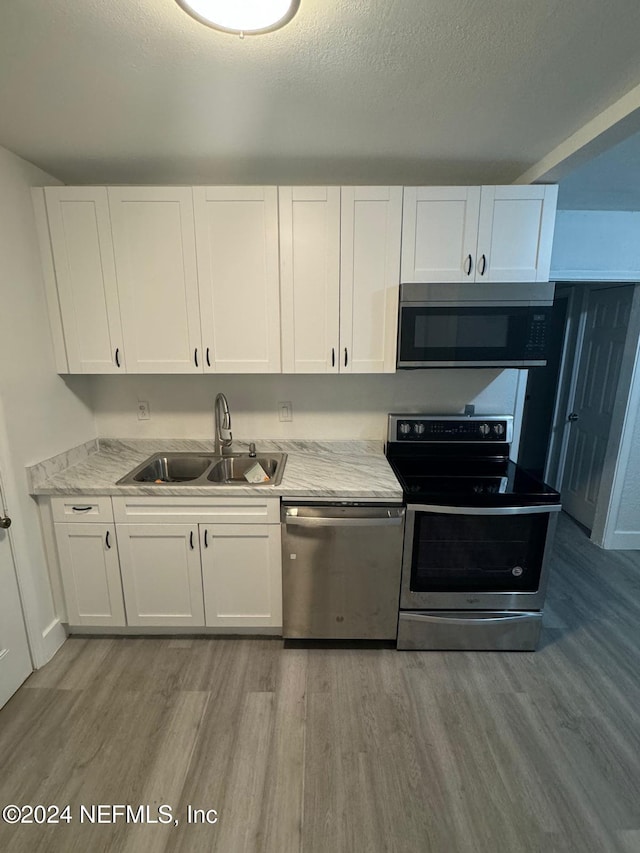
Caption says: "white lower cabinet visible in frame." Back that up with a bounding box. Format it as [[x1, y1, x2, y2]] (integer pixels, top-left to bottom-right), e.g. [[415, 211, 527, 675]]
[[55, 522, 126, 627], [116, 523, 205, 627], [52, 496, 283, 631], [201, 524, 282, 628]]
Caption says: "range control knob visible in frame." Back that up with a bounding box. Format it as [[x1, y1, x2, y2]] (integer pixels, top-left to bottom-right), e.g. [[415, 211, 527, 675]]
[[479, 423, 490, 436], [399, 422, 411, 436], [414, 423, 425, 435], [493, 422, 505, 436]]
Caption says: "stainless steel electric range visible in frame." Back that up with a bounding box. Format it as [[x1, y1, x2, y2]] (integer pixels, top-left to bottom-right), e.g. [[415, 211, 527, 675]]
[[386, 414, 562, 651]]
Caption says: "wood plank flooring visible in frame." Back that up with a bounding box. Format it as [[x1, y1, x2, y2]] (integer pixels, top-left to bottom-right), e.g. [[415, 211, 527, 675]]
[[1, 512, 639, 853]]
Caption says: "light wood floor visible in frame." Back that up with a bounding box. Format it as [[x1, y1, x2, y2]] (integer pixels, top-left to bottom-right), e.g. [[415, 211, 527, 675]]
[[1, 513, 640, 853]]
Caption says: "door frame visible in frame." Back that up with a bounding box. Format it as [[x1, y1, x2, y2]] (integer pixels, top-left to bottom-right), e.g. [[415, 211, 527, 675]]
[[550, 282, 640, 546], [0, 398, 38, 668]]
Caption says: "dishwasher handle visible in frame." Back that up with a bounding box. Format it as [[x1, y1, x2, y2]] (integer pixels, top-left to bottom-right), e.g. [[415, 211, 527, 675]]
[[283, 507, 404, 528]]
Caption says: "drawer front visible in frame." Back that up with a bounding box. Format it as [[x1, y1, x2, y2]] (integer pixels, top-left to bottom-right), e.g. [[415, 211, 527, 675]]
[[51, 496, 114, 523], [112, 496, 280, 525], [397, 610, 542, 651]]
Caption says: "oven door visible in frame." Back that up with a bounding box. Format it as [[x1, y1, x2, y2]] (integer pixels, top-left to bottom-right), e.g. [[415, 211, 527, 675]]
[[401, 504, 560, 610], [397, 304, 550, 367]]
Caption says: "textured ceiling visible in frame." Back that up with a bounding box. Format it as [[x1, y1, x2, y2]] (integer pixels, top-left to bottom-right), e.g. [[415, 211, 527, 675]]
[[2, 0, 640, 186]]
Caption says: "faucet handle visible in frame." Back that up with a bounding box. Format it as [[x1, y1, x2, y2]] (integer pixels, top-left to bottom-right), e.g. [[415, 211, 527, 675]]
[[249, 442, 256, 457]]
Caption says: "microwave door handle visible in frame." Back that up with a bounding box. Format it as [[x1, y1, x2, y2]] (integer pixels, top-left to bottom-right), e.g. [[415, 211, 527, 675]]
[[410, 504, 561, 516]]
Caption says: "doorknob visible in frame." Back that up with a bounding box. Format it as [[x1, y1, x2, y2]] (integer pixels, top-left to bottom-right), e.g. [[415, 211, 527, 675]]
[[0, 515, 11, 529], [568, 412, 579, 422]]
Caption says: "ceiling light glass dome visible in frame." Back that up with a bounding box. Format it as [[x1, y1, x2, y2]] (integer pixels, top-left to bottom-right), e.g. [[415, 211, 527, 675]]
[[176, 0, 300, 34]]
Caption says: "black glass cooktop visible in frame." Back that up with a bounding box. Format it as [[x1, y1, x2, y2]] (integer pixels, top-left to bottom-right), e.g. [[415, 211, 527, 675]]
[[387, 454, 561, 507]]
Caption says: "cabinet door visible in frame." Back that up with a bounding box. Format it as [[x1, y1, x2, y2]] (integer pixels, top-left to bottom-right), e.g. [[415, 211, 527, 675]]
[[44, 187, 125, 373], [401, 187, 481, 283], [201, 524, 282, 628], [194, 186, 281, 373], [108, 188, 202, 373], [279, 187, 341, 373], [340, 187, 402, 373], [476, 185, 558, 283], [117, 524, 204, 627], [55, 523, 125, 626]]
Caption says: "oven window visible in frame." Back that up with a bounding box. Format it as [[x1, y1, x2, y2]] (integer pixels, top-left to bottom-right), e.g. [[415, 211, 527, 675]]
[[410, 512, 549, 593]]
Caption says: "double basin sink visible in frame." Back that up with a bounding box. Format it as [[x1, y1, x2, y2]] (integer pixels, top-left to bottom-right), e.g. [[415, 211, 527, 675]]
[[116, 451, 287, 487]]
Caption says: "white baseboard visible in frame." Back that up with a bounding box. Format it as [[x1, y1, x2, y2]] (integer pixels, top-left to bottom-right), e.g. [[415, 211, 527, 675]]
[[37, 618, 67, 667]]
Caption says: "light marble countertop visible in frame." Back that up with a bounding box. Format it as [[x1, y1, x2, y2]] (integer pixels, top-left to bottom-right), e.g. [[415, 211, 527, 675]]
[[28, 438, 404, 501]]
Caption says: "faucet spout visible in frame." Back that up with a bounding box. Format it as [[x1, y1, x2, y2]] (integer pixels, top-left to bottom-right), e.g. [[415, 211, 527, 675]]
[[214, 393, 233, 456]]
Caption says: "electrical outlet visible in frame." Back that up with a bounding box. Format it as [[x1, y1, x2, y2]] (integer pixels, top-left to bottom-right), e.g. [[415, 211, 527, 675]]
[[278, 401, 293, 422], [137, 401, 151, 420]]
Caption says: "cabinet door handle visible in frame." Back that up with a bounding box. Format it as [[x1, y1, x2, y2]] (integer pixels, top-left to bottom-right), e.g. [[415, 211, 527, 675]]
[[190, 530, 194, 550], [206, 347, 211, 368], [344, 347, 348, 367], [194, 348, 199, 368], [115, 348, 121, 368], [479, 254, 487, 276], [105, 530, 111, 549], [204, 529, 209, 548], [331, 347, 335, 367], [72, 506, 92, 513], [465, 254, 473, 276]]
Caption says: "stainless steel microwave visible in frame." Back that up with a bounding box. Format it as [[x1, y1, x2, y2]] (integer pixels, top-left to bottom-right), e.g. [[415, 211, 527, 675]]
[[397, 282, 555, 369]]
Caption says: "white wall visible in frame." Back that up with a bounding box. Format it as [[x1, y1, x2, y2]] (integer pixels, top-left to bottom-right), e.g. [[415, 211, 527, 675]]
[[0, 146, 96, 665], [91, 370, 524, 442], [551, 210, 640, 281]]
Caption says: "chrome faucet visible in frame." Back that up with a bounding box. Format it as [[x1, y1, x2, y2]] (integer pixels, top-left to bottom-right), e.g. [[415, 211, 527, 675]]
[[214, 393, 233, 455]]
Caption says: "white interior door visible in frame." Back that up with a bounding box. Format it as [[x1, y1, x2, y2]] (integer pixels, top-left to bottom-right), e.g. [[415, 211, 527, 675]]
[[562, 285, 634, 528], [0, 479, 32, 709]]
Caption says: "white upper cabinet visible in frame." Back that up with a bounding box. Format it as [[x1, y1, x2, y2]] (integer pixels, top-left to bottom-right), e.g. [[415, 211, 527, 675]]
[[401, 184, 558, 284], [193, 187, 281, 373], [279, 186, 402, 374], [476, 185, 558, 283], [44, 187, 125, 373], [401, 187, 481, 284], [108, 187, 202, 373], [279, 186, 341, 373], [340, 187, 402, 373]]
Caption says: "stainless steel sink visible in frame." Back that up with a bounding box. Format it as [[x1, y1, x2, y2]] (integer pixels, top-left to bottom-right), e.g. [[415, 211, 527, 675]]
[[208, 455, 281, 484], [117, 451, 287, 486]]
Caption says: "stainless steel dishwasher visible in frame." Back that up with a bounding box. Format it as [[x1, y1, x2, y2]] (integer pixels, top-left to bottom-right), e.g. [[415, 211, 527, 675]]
[[281, 502, 405, 639]]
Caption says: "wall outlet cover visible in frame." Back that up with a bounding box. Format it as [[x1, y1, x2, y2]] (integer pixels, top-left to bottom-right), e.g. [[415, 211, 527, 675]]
[[137, 401, 151, 420]]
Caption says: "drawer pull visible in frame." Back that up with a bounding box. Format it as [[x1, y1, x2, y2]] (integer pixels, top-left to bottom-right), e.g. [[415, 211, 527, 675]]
[[72, 506, 93, 513]]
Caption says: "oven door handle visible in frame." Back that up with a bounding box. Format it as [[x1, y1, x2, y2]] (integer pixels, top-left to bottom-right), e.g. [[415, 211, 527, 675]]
[[409, 504, 561, 515]]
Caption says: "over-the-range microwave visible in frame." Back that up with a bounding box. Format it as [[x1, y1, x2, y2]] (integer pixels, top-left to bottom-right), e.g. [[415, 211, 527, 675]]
[[396, 282, 555, 369]]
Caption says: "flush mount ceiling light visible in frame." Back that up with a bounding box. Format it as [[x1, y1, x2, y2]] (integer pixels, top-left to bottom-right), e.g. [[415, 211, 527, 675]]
[[176, 0, 300, 35]]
